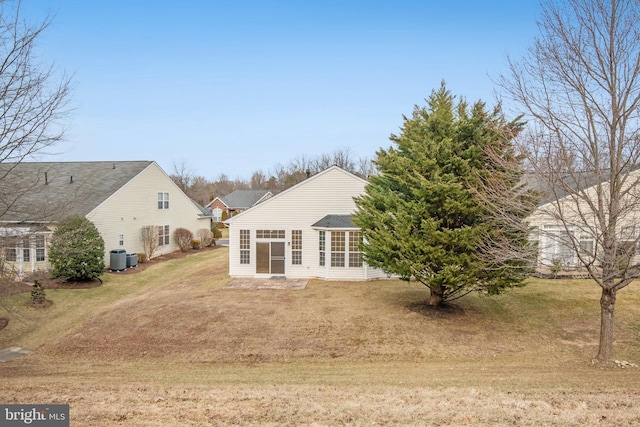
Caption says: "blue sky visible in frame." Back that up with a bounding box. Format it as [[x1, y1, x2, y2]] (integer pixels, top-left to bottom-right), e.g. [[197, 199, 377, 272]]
[[21, 1, 540, 180]]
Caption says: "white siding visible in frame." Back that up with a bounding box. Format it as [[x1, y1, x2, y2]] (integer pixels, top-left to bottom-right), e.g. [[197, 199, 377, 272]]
[[527, 168, 640, 270], [227, 166, 387, 280], [87, 162, 209, 266]]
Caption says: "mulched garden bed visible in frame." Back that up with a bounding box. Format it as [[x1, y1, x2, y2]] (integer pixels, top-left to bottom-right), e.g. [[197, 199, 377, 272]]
[[1, 245, 221, 297]]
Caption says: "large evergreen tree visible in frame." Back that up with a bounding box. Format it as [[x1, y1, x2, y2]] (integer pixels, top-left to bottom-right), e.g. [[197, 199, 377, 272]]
[[353, 84, 532, 307]]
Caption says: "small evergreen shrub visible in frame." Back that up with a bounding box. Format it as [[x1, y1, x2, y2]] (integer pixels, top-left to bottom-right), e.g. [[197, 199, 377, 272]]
[[212, 227, 222, 240], [30, 280, 46, 304], [192, 239, 201, 250], [49, 215, 105, 281]]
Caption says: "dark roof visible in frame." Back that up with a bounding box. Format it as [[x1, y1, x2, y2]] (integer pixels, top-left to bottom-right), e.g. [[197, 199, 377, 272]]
[[311, 214, 356, 229], [522, 170, 610, 206], [219, 190, 272, 209], [0, 161, 153, 222]]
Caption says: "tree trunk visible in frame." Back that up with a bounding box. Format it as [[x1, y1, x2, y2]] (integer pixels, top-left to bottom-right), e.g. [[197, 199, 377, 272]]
[[595, 287, 617, 362], [428, 286, 443, 306]]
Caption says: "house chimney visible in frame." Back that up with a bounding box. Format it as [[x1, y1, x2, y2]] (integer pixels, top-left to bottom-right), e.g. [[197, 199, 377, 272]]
[[70, 175, 73, 184], [113, 163, 116, 169]]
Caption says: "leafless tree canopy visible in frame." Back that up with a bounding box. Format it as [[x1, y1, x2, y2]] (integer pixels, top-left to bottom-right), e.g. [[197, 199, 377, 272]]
[[139, 225, 160, 260], [0, 1, 72, 220], [174, 148, 377, 205], [500, 0, 640, 362], [169, 160, 194, 193]]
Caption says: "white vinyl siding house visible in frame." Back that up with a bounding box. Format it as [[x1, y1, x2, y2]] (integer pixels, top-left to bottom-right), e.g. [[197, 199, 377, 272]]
[[0, 161, 210, 273], [83, 163, 209, 265], [226, 166, 387, 280], [527, 168, 640, 273]]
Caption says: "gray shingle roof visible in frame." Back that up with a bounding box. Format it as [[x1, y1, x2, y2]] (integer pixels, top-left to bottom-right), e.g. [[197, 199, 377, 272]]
[[0, 161, 153, 222], [311, 214, 356, 229], [219, 190, 272, 209]]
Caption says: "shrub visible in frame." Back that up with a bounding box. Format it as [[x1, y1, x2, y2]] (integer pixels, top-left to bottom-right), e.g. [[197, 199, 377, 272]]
[[212, 227, 222, 240], [139, 225, 160, 260], [196, 228, 214, 247], [30, 280, 46, 304], [49, 215, 105, 281], [192, 239, 201, 250], [137, 253, 147, 263], [173, 228, 194, 252]]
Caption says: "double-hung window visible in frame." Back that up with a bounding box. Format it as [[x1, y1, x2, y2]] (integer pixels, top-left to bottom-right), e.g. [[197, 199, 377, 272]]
[[212, 208, 223, 223], [158, 225, 170, 246], [158, 192, 169, 209], [331, 232, 346, 267], [240, 230, 250, 264], [292, 230, 302, 265], [319, 231, 325, 266], [349, 231, 363, 267], [35, 235, 46, 261]]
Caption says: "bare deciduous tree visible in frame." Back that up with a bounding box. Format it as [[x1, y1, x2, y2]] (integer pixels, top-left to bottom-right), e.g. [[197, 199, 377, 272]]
[[250, 169, 267, 190], [170, 160, 194, 193], [139, 225, 160, 260], [500, 0, 640, 363], [0, 1, 72, 219]]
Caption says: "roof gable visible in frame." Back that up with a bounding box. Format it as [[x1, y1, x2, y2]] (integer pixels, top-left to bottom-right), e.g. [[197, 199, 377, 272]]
[[215, 189, 273, 209], [226, 166, 367, 224]]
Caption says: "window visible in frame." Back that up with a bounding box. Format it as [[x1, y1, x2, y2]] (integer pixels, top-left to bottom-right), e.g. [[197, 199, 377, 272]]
[[331, 231, 345, 267], [579, 239, 595, 257], [3, 236, 17, 262], [349, 231, 363, 267], [158, 192, 169, 209], [212, 208, 223, 223], [240, 230, 250, 264], [256, 230, 285, 239], [119, 234, 125, 246], [35, 235, 45, 262], [319, 231, 325, 266], [542, 225, 575, 266], [22, 236, 30, 262], [158, 225, 170, 246], [292, 230, 302, 265]]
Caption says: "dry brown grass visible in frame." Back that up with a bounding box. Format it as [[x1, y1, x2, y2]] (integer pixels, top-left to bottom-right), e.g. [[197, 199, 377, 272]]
[[1, 248, 640, 426]]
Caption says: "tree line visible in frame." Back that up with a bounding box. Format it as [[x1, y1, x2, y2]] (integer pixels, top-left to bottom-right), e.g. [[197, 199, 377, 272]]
[[170, 149, 377, 206]]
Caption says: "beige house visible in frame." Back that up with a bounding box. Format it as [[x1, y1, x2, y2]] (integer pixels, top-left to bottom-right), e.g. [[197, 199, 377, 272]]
[[0, 161, 210, 273], [225, 166, 387, 280], [528, 170, 640, 273]]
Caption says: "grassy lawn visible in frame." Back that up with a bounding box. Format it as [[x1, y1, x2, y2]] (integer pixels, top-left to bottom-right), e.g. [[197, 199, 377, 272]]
[[1, 247, 640, 425]]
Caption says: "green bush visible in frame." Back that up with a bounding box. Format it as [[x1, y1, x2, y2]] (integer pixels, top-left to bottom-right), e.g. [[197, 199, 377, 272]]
[[30, 280, 46, 304], [192, 239, 201, 249], [212, 227, 222, 240], [49, 215, 105, 281]]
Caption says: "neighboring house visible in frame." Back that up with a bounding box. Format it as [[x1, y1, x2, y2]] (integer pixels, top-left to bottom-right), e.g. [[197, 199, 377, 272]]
[[206, 189, 273, 222], [0, 161, 211, 274], [527, 169, 640, 273], [225, 166, 387, 280]]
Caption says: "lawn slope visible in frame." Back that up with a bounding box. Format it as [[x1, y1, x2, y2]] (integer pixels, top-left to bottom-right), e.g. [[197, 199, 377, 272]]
[[1, 248, 640, 426]]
